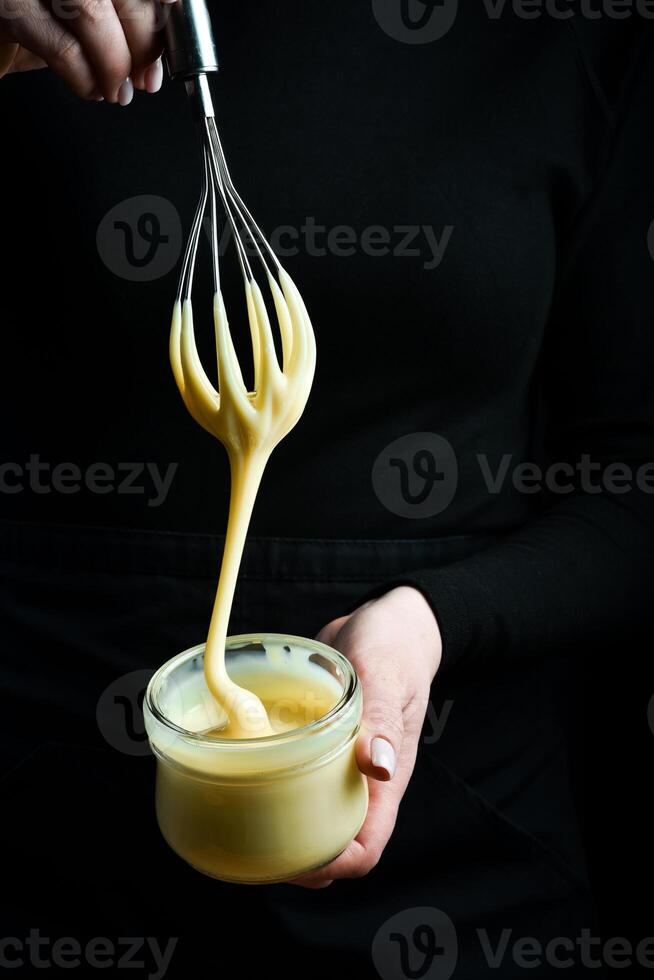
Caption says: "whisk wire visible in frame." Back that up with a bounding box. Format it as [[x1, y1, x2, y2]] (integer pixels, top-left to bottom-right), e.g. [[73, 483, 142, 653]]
[[176, 110, 285, 304], [172, 76, 315, 410], [208, 120, 282, 275]]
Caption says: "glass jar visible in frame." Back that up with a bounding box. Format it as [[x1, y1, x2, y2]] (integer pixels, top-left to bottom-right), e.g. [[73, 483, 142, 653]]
[[144, 633, 369, 884]]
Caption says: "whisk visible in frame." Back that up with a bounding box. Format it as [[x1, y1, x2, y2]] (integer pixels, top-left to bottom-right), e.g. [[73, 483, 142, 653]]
[[164, 0, 316, 734]]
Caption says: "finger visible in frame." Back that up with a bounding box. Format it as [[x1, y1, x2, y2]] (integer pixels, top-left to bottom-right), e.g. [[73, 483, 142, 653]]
[[113, 0, 162, 83], [354, 653, 405, 781], [131, 55, 161, 92], [288, 877, 334, 890], [12, 47, 47, 70], [315, 616, 349, 648], [57, 0, 132, 103], [131, 63, 145, 88], [290, 840, 367, 888], [0, 34, 45, 75], [289, 776, 402, 885], [143, 54, 161, 91], [7, 0, 98, 98]]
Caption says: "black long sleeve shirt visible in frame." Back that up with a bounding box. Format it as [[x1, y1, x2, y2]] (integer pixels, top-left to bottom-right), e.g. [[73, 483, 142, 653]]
[[1, 4, 653, 670]]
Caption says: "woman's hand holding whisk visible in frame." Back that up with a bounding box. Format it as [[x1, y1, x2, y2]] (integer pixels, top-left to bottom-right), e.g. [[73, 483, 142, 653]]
[[0, 0, 174, 100]]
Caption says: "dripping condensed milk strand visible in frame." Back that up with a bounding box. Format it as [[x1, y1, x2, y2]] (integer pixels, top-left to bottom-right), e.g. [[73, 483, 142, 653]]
[[170, 269, 316, 737]]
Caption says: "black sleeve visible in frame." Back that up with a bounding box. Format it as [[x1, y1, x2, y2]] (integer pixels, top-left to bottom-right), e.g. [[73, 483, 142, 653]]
[[373, 34, 654, 672]]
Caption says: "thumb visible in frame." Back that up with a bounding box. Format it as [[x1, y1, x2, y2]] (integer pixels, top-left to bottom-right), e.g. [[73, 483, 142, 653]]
[[315, 615, 349, 648], [317, 618, 404, 782], [0, 42, 46, 76], [355, 661, 404, 783], [11, 47, 47, 72], [0, 41, 19, 77]]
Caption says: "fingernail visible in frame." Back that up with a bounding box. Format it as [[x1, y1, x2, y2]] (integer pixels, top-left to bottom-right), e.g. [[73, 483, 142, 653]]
[[118, 77, 134, 107], [371, 737, 396, 779], [145, 58, 163, 94]]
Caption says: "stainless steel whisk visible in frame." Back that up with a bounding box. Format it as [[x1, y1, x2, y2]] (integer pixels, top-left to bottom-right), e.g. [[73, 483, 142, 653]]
[[163, 0, 316, 728], [164, 0, 283, 315], [163, 0, 315, 413]]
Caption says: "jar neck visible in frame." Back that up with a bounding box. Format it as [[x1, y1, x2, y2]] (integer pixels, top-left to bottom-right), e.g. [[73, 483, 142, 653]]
[[144, 634, 362, 779]]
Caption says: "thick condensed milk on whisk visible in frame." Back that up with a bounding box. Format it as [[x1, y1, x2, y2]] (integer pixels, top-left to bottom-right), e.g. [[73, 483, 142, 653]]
[[144, 0, 368, 882], [169, 266, 316, 738]]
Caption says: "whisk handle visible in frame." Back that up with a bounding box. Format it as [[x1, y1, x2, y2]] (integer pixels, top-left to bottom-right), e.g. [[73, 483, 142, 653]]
[[163, 0, 219, 80]]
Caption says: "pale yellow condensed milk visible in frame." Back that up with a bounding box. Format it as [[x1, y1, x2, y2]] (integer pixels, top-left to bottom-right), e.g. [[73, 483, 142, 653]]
[[145, 269, 368, 881]]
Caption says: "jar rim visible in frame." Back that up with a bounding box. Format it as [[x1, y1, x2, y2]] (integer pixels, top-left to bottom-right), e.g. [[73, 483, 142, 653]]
[[145, 633, 358, 748]]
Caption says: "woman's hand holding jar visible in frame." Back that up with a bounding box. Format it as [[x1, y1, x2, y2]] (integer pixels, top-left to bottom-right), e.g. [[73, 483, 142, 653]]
[[292, 585, 443, 888]]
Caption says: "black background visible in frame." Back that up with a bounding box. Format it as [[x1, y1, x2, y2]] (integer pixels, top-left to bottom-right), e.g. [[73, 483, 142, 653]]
[[1, 3, 654, 977]]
